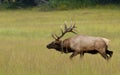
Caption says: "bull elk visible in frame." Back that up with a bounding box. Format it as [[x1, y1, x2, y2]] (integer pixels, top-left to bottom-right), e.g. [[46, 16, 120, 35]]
[[46, 23, 113, 60]]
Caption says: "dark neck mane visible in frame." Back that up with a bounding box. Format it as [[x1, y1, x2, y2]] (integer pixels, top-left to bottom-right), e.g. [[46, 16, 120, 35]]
[[55, 41, 74, 53]]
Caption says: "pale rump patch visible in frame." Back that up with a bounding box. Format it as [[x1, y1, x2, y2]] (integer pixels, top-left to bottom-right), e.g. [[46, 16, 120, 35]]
[[101, 38, 110, 45]]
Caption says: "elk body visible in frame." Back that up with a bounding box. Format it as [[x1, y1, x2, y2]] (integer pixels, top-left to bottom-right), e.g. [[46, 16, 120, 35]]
[[46, 24, 113, 60]]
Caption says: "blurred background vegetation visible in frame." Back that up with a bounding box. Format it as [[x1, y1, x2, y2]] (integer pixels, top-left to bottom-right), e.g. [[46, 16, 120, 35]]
[[0, 0, 120, 10]]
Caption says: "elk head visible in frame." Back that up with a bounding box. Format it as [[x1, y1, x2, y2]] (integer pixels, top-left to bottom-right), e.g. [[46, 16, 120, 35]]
[[46, 23, 76, 50]]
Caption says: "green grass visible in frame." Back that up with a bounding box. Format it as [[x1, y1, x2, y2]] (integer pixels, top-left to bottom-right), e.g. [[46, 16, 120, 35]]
[[0, 9, 120, 75]]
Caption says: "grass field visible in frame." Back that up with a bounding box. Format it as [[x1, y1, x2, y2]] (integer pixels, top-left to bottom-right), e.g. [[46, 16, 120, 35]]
[[0, 9, 120, 75]]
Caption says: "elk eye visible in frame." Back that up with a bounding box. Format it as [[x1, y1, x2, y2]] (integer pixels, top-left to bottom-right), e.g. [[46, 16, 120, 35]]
[[54, 43, 57, 44], [54, 42, 59, 45], [52, 42, 56, 45]]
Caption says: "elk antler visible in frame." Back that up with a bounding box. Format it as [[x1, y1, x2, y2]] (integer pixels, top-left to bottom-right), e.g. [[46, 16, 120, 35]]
[[52, 23, 77, 40]]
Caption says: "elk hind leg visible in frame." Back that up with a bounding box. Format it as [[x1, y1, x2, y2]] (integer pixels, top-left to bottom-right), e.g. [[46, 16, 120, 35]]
[[106, 50, 113, 58], [99, 50, 109, 60]]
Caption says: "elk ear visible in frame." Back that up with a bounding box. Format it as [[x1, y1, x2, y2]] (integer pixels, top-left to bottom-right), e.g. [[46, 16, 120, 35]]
[[55, 40, 62, 45]]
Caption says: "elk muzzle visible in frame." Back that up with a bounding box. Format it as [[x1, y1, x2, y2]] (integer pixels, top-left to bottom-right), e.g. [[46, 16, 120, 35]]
[[46, 42, 55, 49], [46, 44, 52, 49]]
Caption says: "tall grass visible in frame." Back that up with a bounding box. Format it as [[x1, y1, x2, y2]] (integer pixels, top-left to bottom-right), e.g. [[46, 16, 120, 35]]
[[0, 9, 120, 75]]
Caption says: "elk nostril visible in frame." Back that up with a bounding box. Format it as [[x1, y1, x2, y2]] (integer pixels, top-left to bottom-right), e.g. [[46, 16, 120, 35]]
[[46, 44, 50, 48], [46, 44, 48, 48]]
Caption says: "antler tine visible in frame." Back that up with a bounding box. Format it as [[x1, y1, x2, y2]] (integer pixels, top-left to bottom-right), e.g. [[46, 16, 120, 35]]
[[66, 23, 76, 32], [70, 24, 77, 34], [71, 30, 77, 34], [72, 23, 76, 30], [60, 25, 64, 34], [60, 28, 64, 34], [52, 34, 59, 40], [52, 23, 77, 40], [64, 22, 67, 30], [71, 23, 76, 28], [52, 34, 56, 39], [72, 23, 77, 34], [55, 34, 59, 39], [72, 23, 76, 28]]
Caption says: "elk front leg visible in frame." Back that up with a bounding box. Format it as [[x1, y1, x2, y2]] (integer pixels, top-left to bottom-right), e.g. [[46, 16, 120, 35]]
[[99, 50, 109, 60], [106, 50, 113, 58], [70, 52, 79, 59], [80, 52, 84, 58]]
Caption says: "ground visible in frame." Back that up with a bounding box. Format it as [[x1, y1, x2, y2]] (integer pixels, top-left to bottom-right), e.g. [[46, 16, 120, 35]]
[[0, 9, 120, 75]]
